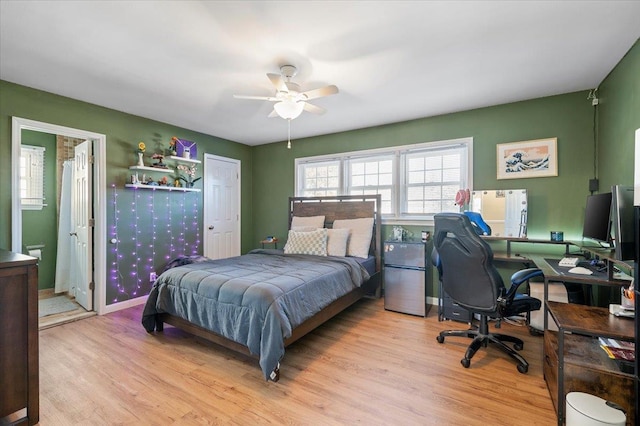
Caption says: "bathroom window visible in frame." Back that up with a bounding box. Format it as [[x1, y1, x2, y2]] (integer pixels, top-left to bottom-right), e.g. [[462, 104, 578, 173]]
[[20, 145, 46, 210]]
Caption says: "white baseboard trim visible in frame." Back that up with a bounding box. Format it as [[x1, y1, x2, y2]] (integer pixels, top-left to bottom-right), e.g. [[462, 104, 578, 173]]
[[100, 295, 148, 315]]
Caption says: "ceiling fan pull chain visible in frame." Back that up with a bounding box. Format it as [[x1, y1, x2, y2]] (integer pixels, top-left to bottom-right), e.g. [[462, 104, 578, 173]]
[[287, 119, 292, 149]]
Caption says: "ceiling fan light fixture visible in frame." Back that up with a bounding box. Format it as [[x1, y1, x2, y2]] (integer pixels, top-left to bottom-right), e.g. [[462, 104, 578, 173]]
[[274, 100, 304, 120]]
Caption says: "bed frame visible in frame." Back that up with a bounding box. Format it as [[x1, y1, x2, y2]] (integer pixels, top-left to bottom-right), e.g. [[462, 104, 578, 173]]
[[155, 194, 382, 381]]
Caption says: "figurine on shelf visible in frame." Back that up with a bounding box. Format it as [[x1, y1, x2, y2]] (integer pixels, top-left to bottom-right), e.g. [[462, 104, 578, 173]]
[[151, 153, 167, 168], [159, 176, 169, 186], [169, 137, 178, 156], [136, 142, 146, 167], [177, 164, 201, 187]]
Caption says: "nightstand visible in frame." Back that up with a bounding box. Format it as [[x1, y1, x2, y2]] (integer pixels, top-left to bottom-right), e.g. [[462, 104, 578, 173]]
[[260, 238, 278, 249]]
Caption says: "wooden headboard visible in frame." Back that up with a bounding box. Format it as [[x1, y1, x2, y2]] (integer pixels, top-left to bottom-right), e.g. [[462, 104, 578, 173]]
[[288, 195, 382, 275]]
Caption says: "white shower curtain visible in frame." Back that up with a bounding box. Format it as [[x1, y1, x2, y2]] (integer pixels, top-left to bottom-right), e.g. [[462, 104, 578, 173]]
[[55, 160, 76, 293]]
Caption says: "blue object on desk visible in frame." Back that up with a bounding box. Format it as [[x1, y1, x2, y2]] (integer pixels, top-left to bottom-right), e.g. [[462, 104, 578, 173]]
[[463, 211, 491, 236], [550, 231, 564, 242]]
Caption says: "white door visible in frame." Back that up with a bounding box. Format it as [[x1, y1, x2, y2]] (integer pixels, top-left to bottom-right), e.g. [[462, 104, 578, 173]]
[[204, 154, 240, 259], [72, 141, 93, 310]]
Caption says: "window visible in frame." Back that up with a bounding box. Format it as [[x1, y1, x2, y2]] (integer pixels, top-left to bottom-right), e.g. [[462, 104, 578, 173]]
[[403, 145, 466, 215], [295, 137, 472, 222], [347, 154, 395, 214], [20, 145, 46, 210], [298, 160, 340, 197]]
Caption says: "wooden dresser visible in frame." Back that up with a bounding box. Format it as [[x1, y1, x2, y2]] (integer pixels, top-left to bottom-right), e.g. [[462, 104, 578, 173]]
[[0, 250, 39, 425]]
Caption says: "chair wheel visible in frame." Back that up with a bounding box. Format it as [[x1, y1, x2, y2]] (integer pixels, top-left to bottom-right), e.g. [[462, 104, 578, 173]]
[[514, 342, 524, 351], [436, 335, 445, 344], [461, 358, 471, 368], [517, 364, 528, 374]]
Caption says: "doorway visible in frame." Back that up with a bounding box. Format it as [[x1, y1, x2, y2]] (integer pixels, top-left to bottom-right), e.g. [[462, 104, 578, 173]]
[[203, 154, 241, 259], [11, 117, 108, 321]]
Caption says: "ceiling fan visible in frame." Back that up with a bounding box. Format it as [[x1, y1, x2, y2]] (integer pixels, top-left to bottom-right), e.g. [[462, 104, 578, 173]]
[[234, 65, 339, 120]]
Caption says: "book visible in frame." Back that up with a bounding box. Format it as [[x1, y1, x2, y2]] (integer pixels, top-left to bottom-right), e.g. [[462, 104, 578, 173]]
[[599, 337, 635, 361], [598, 337, 634, 350]]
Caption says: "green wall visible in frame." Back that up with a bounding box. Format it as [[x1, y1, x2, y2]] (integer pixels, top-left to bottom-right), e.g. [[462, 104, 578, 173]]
[[0, 80, 254, 303], [21, 130, 57, 290], [1, 39, 637, 303], [252, 91, 595, 248], [0, 80, 254, 253], [598, 39, 640, 189]]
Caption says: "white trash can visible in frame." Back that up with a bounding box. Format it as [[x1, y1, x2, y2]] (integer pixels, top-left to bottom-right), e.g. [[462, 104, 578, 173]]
[[566, 392, 626, 426]]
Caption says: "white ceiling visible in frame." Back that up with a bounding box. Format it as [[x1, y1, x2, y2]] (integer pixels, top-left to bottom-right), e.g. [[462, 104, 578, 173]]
[[1, 1, 639, 146]]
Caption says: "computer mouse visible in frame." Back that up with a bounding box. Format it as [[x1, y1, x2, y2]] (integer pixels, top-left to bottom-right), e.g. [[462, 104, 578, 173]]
[[568, 266, 593, 275]]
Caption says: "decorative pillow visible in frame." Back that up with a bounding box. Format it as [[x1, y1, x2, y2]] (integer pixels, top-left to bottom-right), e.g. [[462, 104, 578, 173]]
[[333, 218, 374, 258], [283, 228, 328, 256], [326, 228, 350, 257], [290, 226, 317, 232], [291, 215, 325, 229]]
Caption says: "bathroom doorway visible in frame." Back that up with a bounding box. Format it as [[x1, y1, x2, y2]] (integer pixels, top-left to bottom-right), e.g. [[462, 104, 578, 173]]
[[11, 117, 108, 326]]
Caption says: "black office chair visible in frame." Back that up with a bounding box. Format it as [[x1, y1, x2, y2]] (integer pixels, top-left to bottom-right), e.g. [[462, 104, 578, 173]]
[[433, 212, 543, 373]]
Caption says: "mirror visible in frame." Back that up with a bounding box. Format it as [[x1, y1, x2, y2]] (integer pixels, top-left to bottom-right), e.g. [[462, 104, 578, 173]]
[[470, 189, 528, 237]]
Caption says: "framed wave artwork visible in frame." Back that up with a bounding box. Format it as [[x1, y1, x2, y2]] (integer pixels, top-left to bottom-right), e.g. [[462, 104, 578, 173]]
[[496, 137, 557, 180]]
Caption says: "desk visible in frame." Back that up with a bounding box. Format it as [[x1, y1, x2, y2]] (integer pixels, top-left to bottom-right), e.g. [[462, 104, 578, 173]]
[[483, 236, 574, 257], [545, 302, 634, 426], [533, 251, 635, 426]]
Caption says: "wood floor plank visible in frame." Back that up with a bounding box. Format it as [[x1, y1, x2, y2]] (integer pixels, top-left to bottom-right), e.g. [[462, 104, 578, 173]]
[[38, 298, 557, 425]]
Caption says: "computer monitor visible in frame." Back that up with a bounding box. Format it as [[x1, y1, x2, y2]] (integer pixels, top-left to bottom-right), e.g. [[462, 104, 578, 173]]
[[582, 192, 612, 245], [611, 185, 636, 261]]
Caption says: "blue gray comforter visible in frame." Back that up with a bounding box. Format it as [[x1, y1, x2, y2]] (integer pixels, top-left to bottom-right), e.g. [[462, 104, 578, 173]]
[[142, 249, 369, 380]]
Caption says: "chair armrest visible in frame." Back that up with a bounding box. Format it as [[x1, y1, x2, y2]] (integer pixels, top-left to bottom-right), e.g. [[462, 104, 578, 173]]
[[511, 268, 543, 286], [504, 268, 543, 300]]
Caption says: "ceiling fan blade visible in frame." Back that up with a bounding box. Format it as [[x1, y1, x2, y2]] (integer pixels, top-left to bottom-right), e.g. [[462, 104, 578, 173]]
[[267, 73, 288, 93], [302, 102, 326, 115], [234, 94, 278, 102], [301, 85, 339, 101], [267, 108, 279, 118]]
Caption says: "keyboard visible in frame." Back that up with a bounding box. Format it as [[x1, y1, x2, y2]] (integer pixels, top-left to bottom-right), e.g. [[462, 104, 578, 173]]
[[558, 257, 580, 267]]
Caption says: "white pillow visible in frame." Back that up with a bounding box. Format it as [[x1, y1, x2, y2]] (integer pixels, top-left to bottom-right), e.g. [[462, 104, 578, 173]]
[[326, 228, 350, 257], [290, 226, 317, 232], [333, 218, 374, 258], [291, 215, 325, 229], [283, 228, 328, 256]]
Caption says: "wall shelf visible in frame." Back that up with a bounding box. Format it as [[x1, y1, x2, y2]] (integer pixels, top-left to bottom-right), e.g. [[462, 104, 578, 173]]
[[129, 165, 174, 173], [169, 155, 201, 164], [127, 156, 200, 191], [124, 184, 200, 192]]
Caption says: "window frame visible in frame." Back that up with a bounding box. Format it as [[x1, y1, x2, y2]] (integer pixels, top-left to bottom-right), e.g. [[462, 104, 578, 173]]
[[294, 137, 473, 224]]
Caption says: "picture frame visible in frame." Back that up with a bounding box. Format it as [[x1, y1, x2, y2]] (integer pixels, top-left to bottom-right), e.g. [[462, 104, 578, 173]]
[[175, 139, 197, 160], [496, 137, 557, 180]]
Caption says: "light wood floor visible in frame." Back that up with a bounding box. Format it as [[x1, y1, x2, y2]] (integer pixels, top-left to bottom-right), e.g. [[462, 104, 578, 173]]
[[38, 298, 557, 425]]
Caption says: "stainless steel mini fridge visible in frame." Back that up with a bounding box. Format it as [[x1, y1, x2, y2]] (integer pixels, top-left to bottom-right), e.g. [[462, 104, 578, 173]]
[[383, 241, 429, 316]]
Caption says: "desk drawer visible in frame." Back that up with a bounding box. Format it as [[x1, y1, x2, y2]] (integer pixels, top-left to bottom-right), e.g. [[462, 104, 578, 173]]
[[441, 304, 473, 322], [441, 292, 473, 322]]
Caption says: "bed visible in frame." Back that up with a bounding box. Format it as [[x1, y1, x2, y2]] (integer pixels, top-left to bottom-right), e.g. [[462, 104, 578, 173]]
[[142, 195, 382, 381]]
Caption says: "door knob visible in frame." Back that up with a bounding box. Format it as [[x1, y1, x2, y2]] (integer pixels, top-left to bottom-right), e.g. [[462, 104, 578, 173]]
[[208, 226, 214, 230]]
